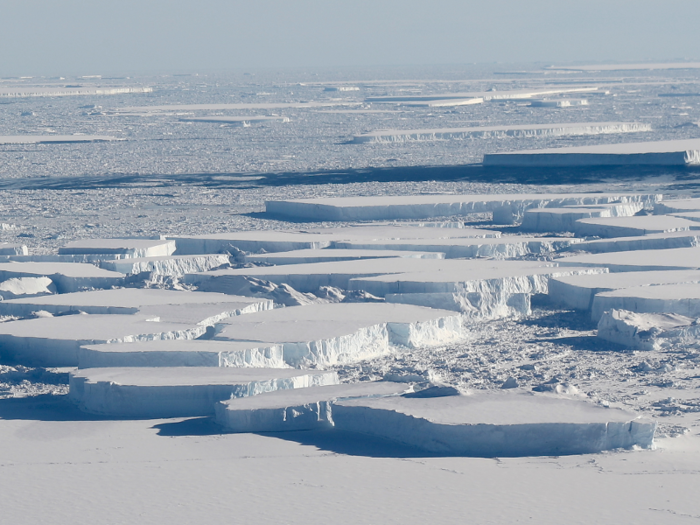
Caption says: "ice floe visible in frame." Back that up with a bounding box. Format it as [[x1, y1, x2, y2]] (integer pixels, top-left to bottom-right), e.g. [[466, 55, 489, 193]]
[[59, 238, 176, 258], [574, 215, 698, 237], [0, 262, 124, 293], [99, 254, 230, 276], [558, 247, 700, 272], [520, 202, 645, 232], [597, 309, 700, 350], [592, 283, 700, 321]]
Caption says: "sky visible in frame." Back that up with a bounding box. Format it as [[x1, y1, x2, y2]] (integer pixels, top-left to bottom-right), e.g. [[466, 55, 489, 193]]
[[1, 0, 699, 76]]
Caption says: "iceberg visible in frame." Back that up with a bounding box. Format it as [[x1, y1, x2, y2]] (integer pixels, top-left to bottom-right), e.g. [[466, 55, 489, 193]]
[[0, 262, 124, 293], [592, 283, 700, 321], [521, 203, 644, 233], [245, 249, 445, 265], [557, 247, 700, 272], [59, 239, 176, 258], [331, 392, 655, 456], [574, 215, 698, 238], [574, 231, 700, 253], [100, 254, 230, 276], [597, 309, 700, 350]]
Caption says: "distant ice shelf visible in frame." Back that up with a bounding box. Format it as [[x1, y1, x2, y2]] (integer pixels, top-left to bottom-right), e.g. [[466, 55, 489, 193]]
[[0, 135, 121, 144], [0, 86, 152, 98], [483, 138, 700, 167], [350, 122, 649, 144]]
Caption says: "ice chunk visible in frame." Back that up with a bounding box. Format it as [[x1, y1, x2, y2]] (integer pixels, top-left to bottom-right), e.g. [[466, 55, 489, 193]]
[[100, 254, 230, 276], [549, 270, 700, 311], [484, 138, 700, 167], [0, 243, 28, 255], [215, 381, 410, 433], [79, 340, 286, 369], [266, 193, 660, 223], [597, 309, 700, 350], [332, 392, 655, 456], [0, 314, 207, 367], [69, 367, 338, 418], [213, 303, 464, 368], [0, 262, 124, 293], [0, 277, 56, 300], [558, 247, 700, 272], [574, 215, 697, 238], [593, 283, 700, 320], [350, 122, 648, 144], [59, 239, 176, 258], [0, 288, 272, 325], [521, 203, 644, 232]]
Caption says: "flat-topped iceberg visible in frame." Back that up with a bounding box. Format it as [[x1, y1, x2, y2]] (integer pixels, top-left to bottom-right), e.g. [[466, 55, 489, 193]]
[[69, 367, 338, 418], [59, 239, 176, 258]]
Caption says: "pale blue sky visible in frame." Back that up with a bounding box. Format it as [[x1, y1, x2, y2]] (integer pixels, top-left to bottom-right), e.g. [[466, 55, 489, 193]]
[[1, 0, 698, 76]]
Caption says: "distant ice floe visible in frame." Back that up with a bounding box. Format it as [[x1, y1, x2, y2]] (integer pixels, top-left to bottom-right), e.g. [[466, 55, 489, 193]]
[[0, 86, 152, 98], [350, 122, 648, 144], [547, 62, 700, 72], [529, 99, 588, 107], [180, 116, 290, 126], [265, 193, 661, 223], [558, 247, 700, 272], [483, 138, 700, 167], [365, 87, 599, 105], [0, 135, 121, 144], [520, 202, 644, 232]]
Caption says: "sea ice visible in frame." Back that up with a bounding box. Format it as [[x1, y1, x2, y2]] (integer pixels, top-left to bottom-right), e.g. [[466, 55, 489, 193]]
[[520, 203, 645, 232], [69, 367, 339, 418], [0, 135, 119, 144], [180, 116, 289, 126], [558, 247, 700, 272], [574, 215, 698, 237], [331, 392, 655, 456], [215, 381, 410, 433]]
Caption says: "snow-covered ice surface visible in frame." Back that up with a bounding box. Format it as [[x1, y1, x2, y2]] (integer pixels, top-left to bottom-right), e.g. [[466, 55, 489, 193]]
[[5, 64, 700, 522], [69, 367, 339, 417], [558, 247, 700, 272], [574, 215, 699, 237]]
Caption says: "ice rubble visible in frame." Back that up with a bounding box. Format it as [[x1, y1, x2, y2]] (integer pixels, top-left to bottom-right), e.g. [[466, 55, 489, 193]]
[[99, 254, 230, 276], [79, 340, 286, 369], [215, 381, 410, 433], [265, 193, 661, 223], [350, 122, 649, 144], [0, 288, 272, 324], [0, 314, 207, 367], [331, 392, 655, 456], [59, 239, 176, 258], [597, 309, 700, 350], [574, 215, 698, 237], [520, 202, 644, 232], [548, 270, 700, 312], [483, 138, 700, 167], [213, 303, 464, 368], [245, 249, 445, 265], [558, 247, 700, 272], [69, 367, 338, 418], [592, 283, 700, 321], [0, 262, 124, 293]]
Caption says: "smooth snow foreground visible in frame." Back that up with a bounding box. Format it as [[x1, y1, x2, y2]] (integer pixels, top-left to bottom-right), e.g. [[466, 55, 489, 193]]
[[331, 392, 655, 456], [265, 193, 661, 223], [69, 367, 339, 418], [350, 122, 650, 144], [483, 138, 700, 166]]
